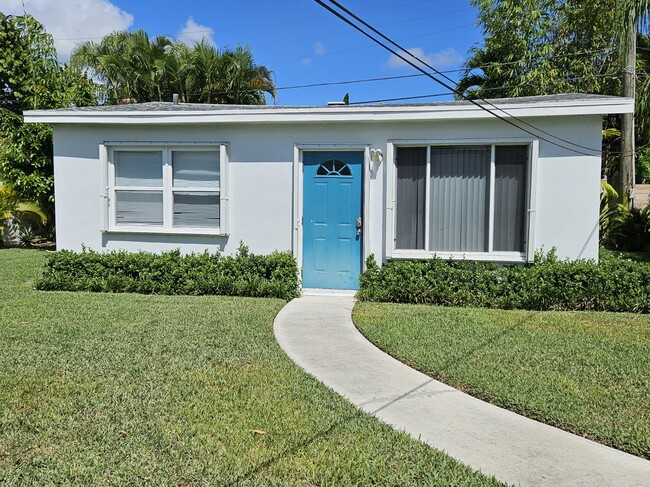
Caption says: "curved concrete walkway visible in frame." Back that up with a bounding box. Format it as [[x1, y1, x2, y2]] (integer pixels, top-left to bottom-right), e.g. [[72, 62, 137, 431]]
[[274, 295, 650, 487]]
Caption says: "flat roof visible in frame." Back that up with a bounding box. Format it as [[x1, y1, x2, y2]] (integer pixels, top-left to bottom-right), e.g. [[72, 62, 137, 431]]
[[24, 93, 633, 125]]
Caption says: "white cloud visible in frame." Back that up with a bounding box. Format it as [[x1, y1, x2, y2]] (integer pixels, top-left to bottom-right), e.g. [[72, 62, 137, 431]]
[[300, 41, 325, 67], [384, 47, 463, 70], [314, 41, 326, 56], [0, 0, 134, 62], [177, 16, 215, 47]]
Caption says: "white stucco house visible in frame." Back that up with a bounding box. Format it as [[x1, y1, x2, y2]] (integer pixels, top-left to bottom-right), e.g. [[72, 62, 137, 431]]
[[25, 94, 633, 290]]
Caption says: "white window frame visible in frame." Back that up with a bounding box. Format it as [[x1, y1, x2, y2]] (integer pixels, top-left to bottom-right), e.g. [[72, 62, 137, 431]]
[[386, 138, 538, 263], [100, 142, 229, 236]]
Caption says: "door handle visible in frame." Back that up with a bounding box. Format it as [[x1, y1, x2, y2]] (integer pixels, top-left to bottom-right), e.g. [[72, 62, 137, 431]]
[[356, 216, 362, 237]]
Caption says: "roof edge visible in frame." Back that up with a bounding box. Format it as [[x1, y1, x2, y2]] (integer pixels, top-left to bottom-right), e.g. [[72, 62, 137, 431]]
[[23, 96, 634, 125]]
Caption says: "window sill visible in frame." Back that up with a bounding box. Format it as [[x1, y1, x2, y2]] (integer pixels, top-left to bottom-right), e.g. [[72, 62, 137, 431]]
[[104, 227, 227, 237], [390, 250, 527, 263]]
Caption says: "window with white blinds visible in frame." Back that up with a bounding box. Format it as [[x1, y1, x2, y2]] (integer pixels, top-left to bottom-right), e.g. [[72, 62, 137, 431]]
[[172, 151, 220, 228], [394, 144, 529, 256], [108, 146, 225, 233], [114, 151, 164, 226]]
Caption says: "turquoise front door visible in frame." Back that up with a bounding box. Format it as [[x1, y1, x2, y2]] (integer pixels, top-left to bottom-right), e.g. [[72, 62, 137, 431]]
[[302, 151, 363, 289]]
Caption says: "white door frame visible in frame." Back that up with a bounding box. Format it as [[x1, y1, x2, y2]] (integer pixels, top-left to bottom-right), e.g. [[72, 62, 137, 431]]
[[292, 144, 371, 285]]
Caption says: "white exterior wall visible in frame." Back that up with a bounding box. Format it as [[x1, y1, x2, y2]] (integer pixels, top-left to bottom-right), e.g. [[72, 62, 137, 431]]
[[53, 115, 603, 262]]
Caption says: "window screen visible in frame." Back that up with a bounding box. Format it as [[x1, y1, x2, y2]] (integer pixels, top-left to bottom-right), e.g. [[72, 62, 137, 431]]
[[172, 151, 220, 189], [395, 147, 426, 249], [393, 144, 529, 255], [493, 146, 528, 252], [111, 148, 222, 230], [114, 151, 163, 226], [115, 151, 162, 187], [429, 146, 490, 252], [115, 191, 163, 226], [173, 193, 220, 228]]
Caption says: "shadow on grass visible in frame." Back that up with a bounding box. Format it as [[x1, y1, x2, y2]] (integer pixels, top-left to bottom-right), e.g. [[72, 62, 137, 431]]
[[224, 413, 355, 486], [229, 316, 529, 484]]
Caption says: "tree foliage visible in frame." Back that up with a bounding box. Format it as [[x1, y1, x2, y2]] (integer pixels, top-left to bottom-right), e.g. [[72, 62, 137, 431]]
[[71, 31, 276, 105], [457, 0, 620, 99], [0, 13, 97, 217]]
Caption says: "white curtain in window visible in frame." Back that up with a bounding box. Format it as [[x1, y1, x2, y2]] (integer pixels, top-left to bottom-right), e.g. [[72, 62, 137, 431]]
[[173, 193, 220, 228], [115, 151, 163, 187], [115, 191, 163, 225], [493, 146, 528, 252], [172, 151, 220, 189], [395, 147, 426, 249], [429, 146, 490, 252]]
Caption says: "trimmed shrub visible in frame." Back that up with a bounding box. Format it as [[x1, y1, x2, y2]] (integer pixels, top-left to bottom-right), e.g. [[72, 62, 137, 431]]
[[36, 244, 300, 300], [358, 250, 650, 313]]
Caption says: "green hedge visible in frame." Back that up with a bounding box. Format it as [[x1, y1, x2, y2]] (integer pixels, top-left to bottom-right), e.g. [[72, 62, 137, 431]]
[[358, 250, 650, 313], [36, 245, 300, 300]]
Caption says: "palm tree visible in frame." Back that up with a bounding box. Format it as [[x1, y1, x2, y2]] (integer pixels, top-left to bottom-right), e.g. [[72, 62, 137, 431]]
[[185, 42, 276, 104], [216, 46, 276, 105], [72, 30, 276, 105], [185, 41, 224, 104], [71, 29, 175, 104]]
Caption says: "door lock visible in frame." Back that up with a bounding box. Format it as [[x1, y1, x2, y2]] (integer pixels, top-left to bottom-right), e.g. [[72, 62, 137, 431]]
[[356, 216, 362, 237]]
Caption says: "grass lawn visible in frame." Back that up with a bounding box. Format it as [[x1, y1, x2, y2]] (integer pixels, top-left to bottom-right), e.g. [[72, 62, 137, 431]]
[[0, 249, 502, 486], [354, 303, 650, 460]]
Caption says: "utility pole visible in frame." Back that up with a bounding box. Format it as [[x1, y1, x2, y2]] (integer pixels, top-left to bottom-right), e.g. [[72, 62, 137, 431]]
[[621, 5, 636, 207]]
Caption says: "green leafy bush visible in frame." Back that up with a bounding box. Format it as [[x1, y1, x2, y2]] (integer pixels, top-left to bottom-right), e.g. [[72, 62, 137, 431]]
[[636, 147, 650, 184], [358, 251, 650, 313], [36, 244, 300, 300], [607, 204, 650, 252]]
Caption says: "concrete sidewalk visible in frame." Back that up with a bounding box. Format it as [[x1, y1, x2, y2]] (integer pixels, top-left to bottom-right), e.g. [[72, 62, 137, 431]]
[[274, 295, 650, 487]]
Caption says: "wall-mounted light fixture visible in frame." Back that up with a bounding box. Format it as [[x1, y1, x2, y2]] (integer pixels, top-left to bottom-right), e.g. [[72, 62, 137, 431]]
[[369, 148, 383, 170]]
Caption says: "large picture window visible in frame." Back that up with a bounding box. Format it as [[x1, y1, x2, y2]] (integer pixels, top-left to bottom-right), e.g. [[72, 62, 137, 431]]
[[394, 144, 529, 257], [106, 145, 227, 234]]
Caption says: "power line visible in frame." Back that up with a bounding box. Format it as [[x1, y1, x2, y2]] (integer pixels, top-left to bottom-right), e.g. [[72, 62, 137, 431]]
[[348, 72, 623, 105], [349, 73, 622, 105], [315, 0, 610, 157], [273, 49, 614, 91], [163, 71, 621, 103], [319, 0, 608, 157]]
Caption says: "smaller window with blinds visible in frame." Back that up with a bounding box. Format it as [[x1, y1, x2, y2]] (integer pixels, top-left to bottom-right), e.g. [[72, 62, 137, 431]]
[[172, 151, 220, 228], [107, 145, 226, 234], [394, 143, 530, 258]]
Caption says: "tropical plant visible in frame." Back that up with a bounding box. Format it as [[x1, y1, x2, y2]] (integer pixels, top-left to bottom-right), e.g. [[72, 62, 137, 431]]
[[71, 33, 276, 105], [636, 146, 650, 183], [0, 184, 47, 246], [600, 180, 619, 234], [608, 203, 650, 251], [71, 29, 176, 104], [211, 46, 276, 104]]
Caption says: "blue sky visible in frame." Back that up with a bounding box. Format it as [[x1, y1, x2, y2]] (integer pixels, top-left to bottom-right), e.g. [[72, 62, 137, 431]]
[[1, 0, 484, 105]]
